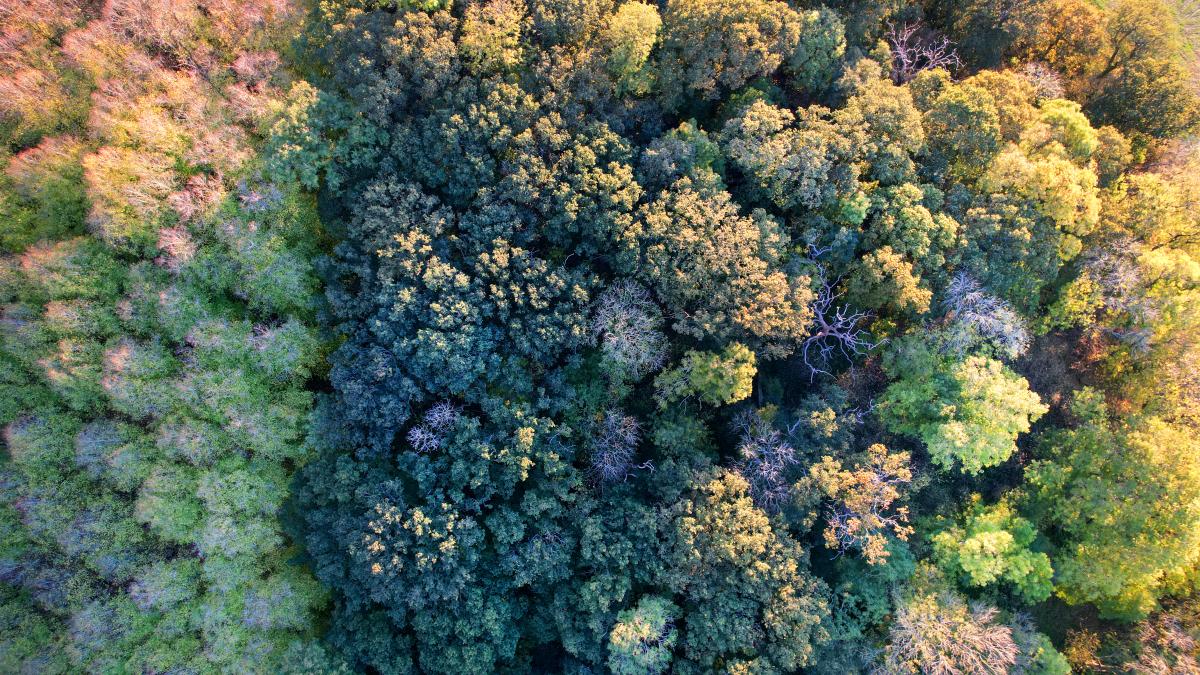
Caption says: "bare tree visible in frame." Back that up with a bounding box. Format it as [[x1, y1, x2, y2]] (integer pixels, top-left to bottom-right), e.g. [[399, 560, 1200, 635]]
[[1081, 242, 1158, 352], [876, 593, 1019, 675], [591, 281, 669, 380], [1018, 62, 1065, 101], [802, 262, 881, 380], [589, 409, 648, 483], [886, 22, 963, 84], [1128, 610, 1200, 674], [941, 273, 1031, 360], [422, 400, 461, 432], [732, 410, 799, 512], [404, 400, 461, 453]]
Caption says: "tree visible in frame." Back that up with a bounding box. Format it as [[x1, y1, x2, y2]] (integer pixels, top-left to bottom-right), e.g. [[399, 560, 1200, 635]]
[[590, 281, 668, 381], [848, 182, 961, 315], [732, 408, 801, 511], [655, 343, 757, 407], [721, 99, 862, 213], [666, 470, 831, 673], [932, 497, 1054, 602], [805, 443, 915, 565], [877, 588, 1019, 675], [589, 409, 644, 483], [787, 8, 847, 94], [0, 136, 88, 252], [1025, 389, 1200, 619], [459, 0, 529, 74], [803, 262, 880, 377], [885, 22, 963, 84], [607, 595, 678, 675], [634, 174, 814, 356], [839, 59, 926, 186], [657, 0, 807, 108], [940, 273, 1031, 361], [601, 1, 662, 96], [1087, 57, 1200, 141], [920, 79, 1003, 180], [879, 339, 1047, 474]]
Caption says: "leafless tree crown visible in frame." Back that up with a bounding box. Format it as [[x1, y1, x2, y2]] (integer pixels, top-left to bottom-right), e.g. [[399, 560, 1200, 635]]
[[886, 21, 963, 84], [802, 260, 881, 380]]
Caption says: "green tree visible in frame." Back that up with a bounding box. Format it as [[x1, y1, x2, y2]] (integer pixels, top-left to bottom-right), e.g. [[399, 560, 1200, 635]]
[[634, 174, 813, 356], [655, 343, 757, 407], [665, 470, 831, 673], [920, 78, 1003, 181], [602, 2, 663, 95], [932, 497, 1054, 602], [787, 7, 847, 94], [880, 339, 1047, 474], [657, 0, 807, 108], [720, 99, 862, 212], [1026, 389, 1200, 619], [608, 595, 678, 675]]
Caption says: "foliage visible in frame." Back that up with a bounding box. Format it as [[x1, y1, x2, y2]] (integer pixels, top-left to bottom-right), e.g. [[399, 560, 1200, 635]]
[[805, 443, 914, 565], [607, 595, 678, 675], [1026, 389, 1200, 619], [655, 343, 757, 407], [6, 0, 1200, 670], [932, 497, 1054, 602], [0, 2, 327, 671], [880, 338, 1047, 474]]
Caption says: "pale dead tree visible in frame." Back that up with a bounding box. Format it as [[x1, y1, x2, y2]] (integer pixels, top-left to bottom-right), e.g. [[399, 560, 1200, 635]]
[[591, 281, 668, 379], [802, 263, 881, 380], [231, 51, 281, 85], [589, 409, 650, 483], [422, 400, 461, 432], [404, 425, 439, 453], [1081, 241, 1159, 352], [1127, 611, 1200, 674], [731, 410, 799, 512], [404, 401, 461, 453], [875, 594, 1019, 675], [1018, 62, 1065, 101], [886, 22, 962, 84], [941, 273, 1031, 360]]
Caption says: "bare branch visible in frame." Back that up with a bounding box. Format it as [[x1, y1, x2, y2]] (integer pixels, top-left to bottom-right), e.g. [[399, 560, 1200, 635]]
[[801, 261, 882, 380], [941, 273, 1031, 360], [886, 21, 962, 84], [589, 409, 648, 483], [732, 410, 799, 512], [591, 281, 669, 379]]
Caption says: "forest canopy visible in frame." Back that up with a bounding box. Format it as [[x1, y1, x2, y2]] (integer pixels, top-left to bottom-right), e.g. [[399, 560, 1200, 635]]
[[2, 0, 1200, 672]]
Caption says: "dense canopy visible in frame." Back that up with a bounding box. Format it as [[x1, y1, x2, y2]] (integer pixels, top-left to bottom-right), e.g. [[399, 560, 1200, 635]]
[[2, 0, 1200, 672]]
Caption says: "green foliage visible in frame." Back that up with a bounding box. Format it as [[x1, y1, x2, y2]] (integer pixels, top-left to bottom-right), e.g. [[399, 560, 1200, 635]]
[[0, 137, 88, 252], [932, 497, 1054, 602], [603, 2, 663, 95], [607, 595, 678, 675], [921, 79, 1003, 181], [0, 4, 329, 670], [1026, 389, 1200, 619], [657, 0, 809, 108], [655, 343, 757, 407], [664, 470, 831, 673], [788, 8, 847, 94], [635, 173, 814, 356], [880, 339, 1047, 474], [6, 0, 1200, 670]]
